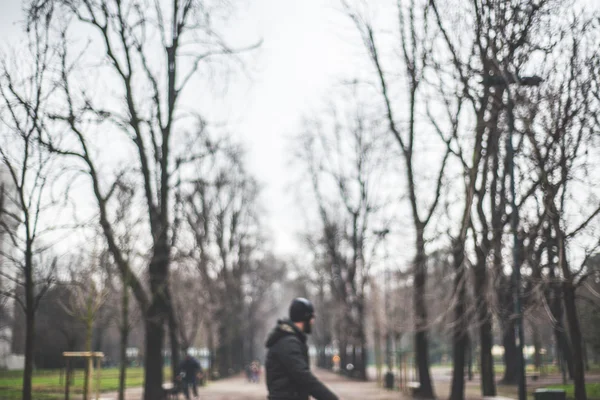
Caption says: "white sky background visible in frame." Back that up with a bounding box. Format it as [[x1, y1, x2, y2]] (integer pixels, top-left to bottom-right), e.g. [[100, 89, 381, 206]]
[[223, 0, 361, 255], [0, 0, 365, 256]]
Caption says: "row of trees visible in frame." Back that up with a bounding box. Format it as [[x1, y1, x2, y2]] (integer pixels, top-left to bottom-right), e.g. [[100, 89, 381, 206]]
[[1, 1, 600, 400], [0, 1, 277, 400], [292, 1, 600, 400]]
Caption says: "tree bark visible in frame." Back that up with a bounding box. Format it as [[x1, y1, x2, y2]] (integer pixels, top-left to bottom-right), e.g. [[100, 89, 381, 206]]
[[467, 335, 473, 382], [414, 229, 435, 398], [480, 318, 495, 394], [548, 267, 574, 379], [563, 283, 587, 400], [143, 233, 170, 399], [449, 241, 468, 400], [356, 301, 368, 381], [118, 284, 129, 400], [501, 318, 519, 384], [144, 308, 165, 400], [207, 320, 215, 380], [84, 294, 93, 400], [217, 321, 229, 377], [340, 337, 348, 375], [475, 247, 496, 395], [373, 287, 383, 382], [22, 302, 35, 400], [167, 293, 180, 383], [22, 245, 34, 400]]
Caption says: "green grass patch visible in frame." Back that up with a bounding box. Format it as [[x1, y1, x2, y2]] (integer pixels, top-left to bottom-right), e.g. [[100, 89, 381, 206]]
[[547, 383, 600, 400], [0, 367, 172, 399]]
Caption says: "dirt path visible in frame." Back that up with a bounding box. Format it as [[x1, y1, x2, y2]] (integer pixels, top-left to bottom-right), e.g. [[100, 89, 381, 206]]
[[98, 369, 410, 400]]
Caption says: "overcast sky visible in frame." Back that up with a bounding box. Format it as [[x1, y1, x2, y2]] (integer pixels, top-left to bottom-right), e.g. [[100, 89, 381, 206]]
[[0, 0, 362, 256]]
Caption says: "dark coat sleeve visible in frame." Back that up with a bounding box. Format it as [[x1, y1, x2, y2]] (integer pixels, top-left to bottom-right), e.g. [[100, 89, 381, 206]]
[[274, 337, 339, 400]]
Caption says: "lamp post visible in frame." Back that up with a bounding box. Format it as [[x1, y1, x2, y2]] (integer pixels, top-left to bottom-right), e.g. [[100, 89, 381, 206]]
[[483, 73, 543, 400]]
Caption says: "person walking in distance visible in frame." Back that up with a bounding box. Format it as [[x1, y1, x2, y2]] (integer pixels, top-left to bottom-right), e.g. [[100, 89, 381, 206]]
[[178, 350, 203, 400], [265, 298, 339, 400]]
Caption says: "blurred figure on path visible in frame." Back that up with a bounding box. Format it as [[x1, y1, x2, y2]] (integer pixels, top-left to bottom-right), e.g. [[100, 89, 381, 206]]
[[178, 350, 203, 399], [250, 360, 261, 383]]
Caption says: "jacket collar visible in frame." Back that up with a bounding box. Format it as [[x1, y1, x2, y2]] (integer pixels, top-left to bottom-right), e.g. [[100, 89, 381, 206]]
[[279, 319, 307, 343]]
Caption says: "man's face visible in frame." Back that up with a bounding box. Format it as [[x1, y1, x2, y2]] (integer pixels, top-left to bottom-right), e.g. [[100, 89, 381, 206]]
[[303, 316, 315, 334]]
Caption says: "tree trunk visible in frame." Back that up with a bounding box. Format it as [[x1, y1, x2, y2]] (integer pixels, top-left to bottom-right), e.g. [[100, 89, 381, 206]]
[[143, 238, 170, 400], [167, 295, 180, 383], [144, 309, 165, 400], [356, 301, 368, 381], [449, 242, 468, 400], [498, 275, 518, 384], [480, 318, 496, 394], [563, 283, 587, 400], [22, 298, 35, 400], [360, 343, 368, 381], [351, 345, 357, 377], [235, 334, 244, 372], [414, 229, 435, 398], [467, 335, 473, 382], [84, 300, 93, 400], [217, 341, 228, 377], [85, 356, 93, 400], [118, 284, 129, 400], [22, 247, 34, 400], [217, 305, 231, 377], [549, 274, 574, 379], [501, 319, 518, 384], [475, 248, 496, 395], [340, 337, 348, 375], [207, 320, 215, 380], [373, 295, 383, 382], [584, 341, 589, 372]]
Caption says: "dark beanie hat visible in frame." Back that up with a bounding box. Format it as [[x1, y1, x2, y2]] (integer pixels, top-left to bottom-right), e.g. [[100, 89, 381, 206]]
[[289, 298, 314, 322]]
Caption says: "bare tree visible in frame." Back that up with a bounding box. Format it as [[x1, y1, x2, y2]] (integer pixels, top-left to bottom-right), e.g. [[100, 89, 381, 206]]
[[184, 142, 265, 377], [242, 254, 287, 362], [427, 0, 567, 397], [24, 0, 258, 397], [170, 267, 205, 353], [33, 283, 86, 365], [340, 0, 450, 393], [293, 84, 392, 380], [522, 16, 600, 399], [0, 15, 60, 400], [60, 252, 108, 400], [102, 182, 143, 400]]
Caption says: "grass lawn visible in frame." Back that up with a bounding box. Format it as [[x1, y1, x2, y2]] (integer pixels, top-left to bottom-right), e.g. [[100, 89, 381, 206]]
[[0, 367, 172, 400], [548, 383, 600, 400]]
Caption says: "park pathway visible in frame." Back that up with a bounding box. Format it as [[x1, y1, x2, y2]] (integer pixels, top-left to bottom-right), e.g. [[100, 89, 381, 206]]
[[98, 369, 410, 400]]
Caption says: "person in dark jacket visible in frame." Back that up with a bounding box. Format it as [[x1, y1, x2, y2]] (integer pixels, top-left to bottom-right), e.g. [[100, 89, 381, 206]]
[[265, 297, 339, 400], [178, 351, 203, 399]]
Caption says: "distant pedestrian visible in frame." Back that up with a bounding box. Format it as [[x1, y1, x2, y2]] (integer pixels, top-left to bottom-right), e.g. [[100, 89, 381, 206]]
[[246, 363, 253, 382], [250, 360, 260, 383], [178, 350, 203, 400], [265, 297, 339, 400]]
